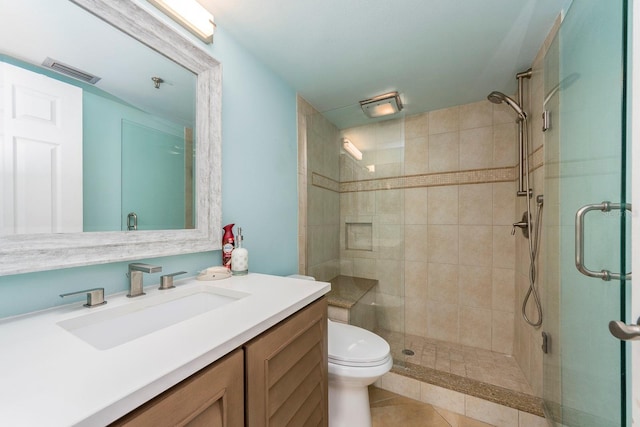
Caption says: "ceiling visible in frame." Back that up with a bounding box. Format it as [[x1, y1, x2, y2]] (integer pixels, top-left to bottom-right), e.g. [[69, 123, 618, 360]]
[[199, 0, 572, 129]]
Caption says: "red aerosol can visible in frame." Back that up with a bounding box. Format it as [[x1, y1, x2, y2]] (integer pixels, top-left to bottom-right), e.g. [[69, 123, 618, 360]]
[[222, 223, 235, 268]]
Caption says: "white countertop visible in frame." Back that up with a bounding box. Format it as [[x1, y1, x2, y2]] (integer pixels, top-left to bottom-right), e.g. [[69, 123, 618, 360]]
[[0, 273, 330, 426]]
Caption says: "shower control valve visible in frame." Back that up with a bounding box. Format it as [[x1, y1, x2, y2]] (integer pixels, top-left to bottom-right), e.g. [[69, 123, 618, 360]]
[[511, 212, 530, 238]]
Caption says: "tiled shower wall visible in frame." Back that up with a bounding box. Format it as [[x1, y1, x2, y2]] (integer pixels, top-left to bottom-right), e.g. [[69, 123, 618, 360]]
[[339, 103, 520, 355], [298, 96, 341, 281]]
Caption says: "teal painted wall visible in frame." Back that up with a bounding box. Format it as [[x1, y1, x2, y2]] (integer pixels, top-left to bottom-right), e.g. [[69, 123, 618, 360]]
[[0, 6, 299, 318]]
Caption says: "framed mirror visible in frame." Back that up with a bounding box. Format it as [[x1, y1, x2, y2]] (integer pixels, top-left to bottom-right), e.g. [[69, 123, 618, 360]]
[[0, 0, 222, 275]]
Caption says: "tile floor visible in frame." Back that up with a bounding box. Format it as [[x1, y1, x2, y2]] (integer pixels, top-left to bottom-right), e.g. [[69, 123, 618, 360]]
[[370, 386, 493, 427], [378, 330, 533, 394]]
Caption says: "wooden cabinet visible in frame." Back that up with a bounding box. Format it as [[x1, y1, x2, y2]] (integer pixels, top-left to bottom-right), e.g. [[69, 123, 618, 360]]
[[111, 348, 244, 427], [111, 297, 327, 427], [244, 297, 328, 427]]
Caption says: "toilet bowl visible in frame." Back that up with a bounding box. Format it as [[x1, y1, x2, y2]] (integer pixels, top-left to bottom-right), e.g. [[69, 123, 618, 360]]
[[327, 319, 392, 427], [286, 275, 392, 426]]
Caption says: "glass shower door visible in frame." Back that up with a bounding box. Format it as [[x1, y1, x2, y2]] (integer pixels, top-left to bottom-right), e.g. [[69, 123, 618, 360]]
[[543, 1, 630, 426]]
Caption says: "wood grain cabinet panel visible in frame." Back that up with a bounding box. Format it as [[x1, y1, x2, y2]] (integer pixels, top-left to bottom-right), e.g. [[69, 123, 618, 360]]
[[111, 348, 244, 427], [244, 297, 328, 427]]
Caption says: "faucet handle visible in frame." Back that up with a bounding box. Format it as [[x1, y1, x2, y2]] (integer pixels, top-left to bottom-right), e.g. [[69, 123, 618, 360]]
[[159, 271, 187, 290], [60, 288, 107, 308], [128, 263, 162, 274]]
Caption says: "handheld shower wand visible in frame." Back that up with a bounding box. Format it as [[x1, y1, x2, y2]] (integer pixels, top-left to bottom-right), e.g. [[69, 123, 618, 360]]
[[487, 91, 527, 121]]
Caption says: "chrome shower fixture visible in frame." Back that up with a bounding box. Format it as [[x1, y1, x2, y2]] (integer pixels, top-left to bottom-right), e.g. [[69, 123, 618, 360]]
[[487, 91, 526, 121], [360, 92, 403, 118]]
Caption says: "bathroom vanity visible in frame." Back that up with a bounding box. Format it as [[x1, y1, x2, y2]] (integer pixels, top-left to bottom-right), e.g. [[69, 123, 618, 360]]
[[0, 274, 330, 426]]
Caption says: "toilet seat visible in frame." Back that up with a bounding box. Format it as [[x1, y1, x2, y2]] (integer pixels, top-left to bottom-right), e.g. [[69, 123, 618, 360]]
[[328, 320, 391, 367]]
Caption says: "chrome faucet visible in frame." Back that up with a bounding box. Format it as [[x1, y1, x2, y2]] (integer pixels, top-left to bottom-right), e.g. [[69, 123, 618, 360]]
[[127, 263, 162, 297]]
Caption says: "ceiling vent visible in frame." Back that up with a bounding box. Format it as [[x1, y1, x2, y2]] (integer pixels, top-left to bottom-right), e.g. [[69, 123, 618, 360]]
[[42, 57, 101, 84]]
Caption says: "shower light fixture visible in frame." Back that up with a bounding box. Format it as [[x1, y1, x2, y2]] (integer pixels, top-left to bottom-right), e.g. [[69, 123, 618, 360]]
[[342, 139, 362, 160], [359, 92, 403, 118], [148, 0, 215, 44]]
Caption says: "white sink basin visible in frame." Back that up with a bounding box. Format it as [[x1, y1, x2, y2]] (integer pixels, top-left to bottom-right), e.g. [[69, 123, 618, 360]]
[[57, 285, 248, 350]]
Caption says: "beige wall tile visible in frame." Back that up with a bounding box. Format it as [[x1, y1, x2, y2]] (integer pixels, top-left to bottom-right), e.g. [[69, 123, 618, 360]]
[[493, 226, 515, 269], [465, 396, 519, 427], [376, 189, 403, 215], [426, 300, 459, 342], [429, 132, 459, 172], [492, 268, 516, 313], [459, 225, 493, 266], [459, 184, 493, 225], [420, 383, 466, 415], [428, 262, 459, 303], [353, 257, 377, 279], [428, 186, 459, 225], [493, 102, 518, 125], [492, 182, 516, 225], [355, 191, 376, 215], [492, 310, 514, 354], [428, 225, 459, 263], [405, 111, 430, 139], [460, 126, 493, 170], [405, 187, 429, 225], [405, 261, 428, 298], [376, 258, 404, 296], [406, 297, 428, 337], [405, 224, 429, 261], [379, 223, 404, 258], [380, 372, 421, 400], [460, 101, 493, 130], [405, 136, 429, 175], [459, 265, 492, 309], [459, 307, 492, 350], [430, 106, 459, 134], [376, 293, 405, 332], [328, 305, 349, 323], [529, 332, 544, 396], [493, 122, 518, 168]]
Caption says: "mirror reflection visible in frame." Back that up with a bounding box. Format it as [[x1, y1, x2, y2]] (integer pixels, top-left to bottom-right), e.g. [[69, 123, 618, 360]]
[[0, 0, 197, 235]]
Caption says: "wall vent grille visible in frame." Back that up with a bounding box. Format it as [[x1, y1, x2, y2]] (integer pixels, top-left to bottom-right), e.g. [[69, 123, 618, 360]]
[[42, 57, 101, 84]]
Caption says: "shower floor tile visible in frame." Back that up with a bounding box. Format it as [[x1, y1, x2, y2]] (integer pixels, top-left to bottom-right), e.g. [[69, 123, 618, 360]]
[[377, 329, 534, 395]]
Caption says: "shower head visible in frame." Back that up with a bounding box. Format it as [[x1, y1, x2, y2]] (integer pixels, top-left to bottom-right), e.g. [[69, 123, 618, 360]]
[[487, 91, 527, 121]]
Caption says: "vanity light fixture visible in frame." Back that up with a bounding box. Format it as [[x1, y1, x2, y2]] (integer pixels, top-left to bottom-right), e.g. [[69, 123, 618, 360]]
[[342, 138, 362, 161], [359, 91, 403, 118], [147, 0, 215, 44]]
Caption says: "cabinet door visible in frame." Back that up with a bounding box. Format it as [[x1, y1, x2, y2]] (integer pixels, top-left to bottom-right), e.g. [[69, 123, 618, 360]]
[[111, 348, 244, 427], [245, 297, 328, 427]]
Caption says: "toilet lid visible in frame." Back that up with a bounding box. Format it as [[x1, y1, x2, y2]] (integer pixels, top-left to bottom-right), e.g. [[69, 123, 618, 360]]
[[328, 320, 391, 366]]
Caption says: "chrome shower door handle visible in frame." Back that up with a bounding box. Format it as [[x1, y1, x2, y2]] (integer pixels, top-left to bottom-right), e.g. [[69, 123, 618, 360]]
[[609, 319, 640, 341], [127, 212, 137, 230], [575, 201, 631, 281]]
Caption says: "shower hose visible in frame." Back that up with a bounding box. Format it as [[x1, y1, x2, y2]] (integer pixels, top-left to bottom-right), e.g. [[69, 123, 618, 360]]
[[521, 119, 543, 328]]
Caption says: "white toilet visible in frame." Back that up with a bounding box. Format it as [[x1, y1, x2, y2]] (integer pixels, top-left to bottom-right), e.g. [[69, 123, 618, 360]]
[[287, 275, 393, 426], [327, 319, 393, 427]]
